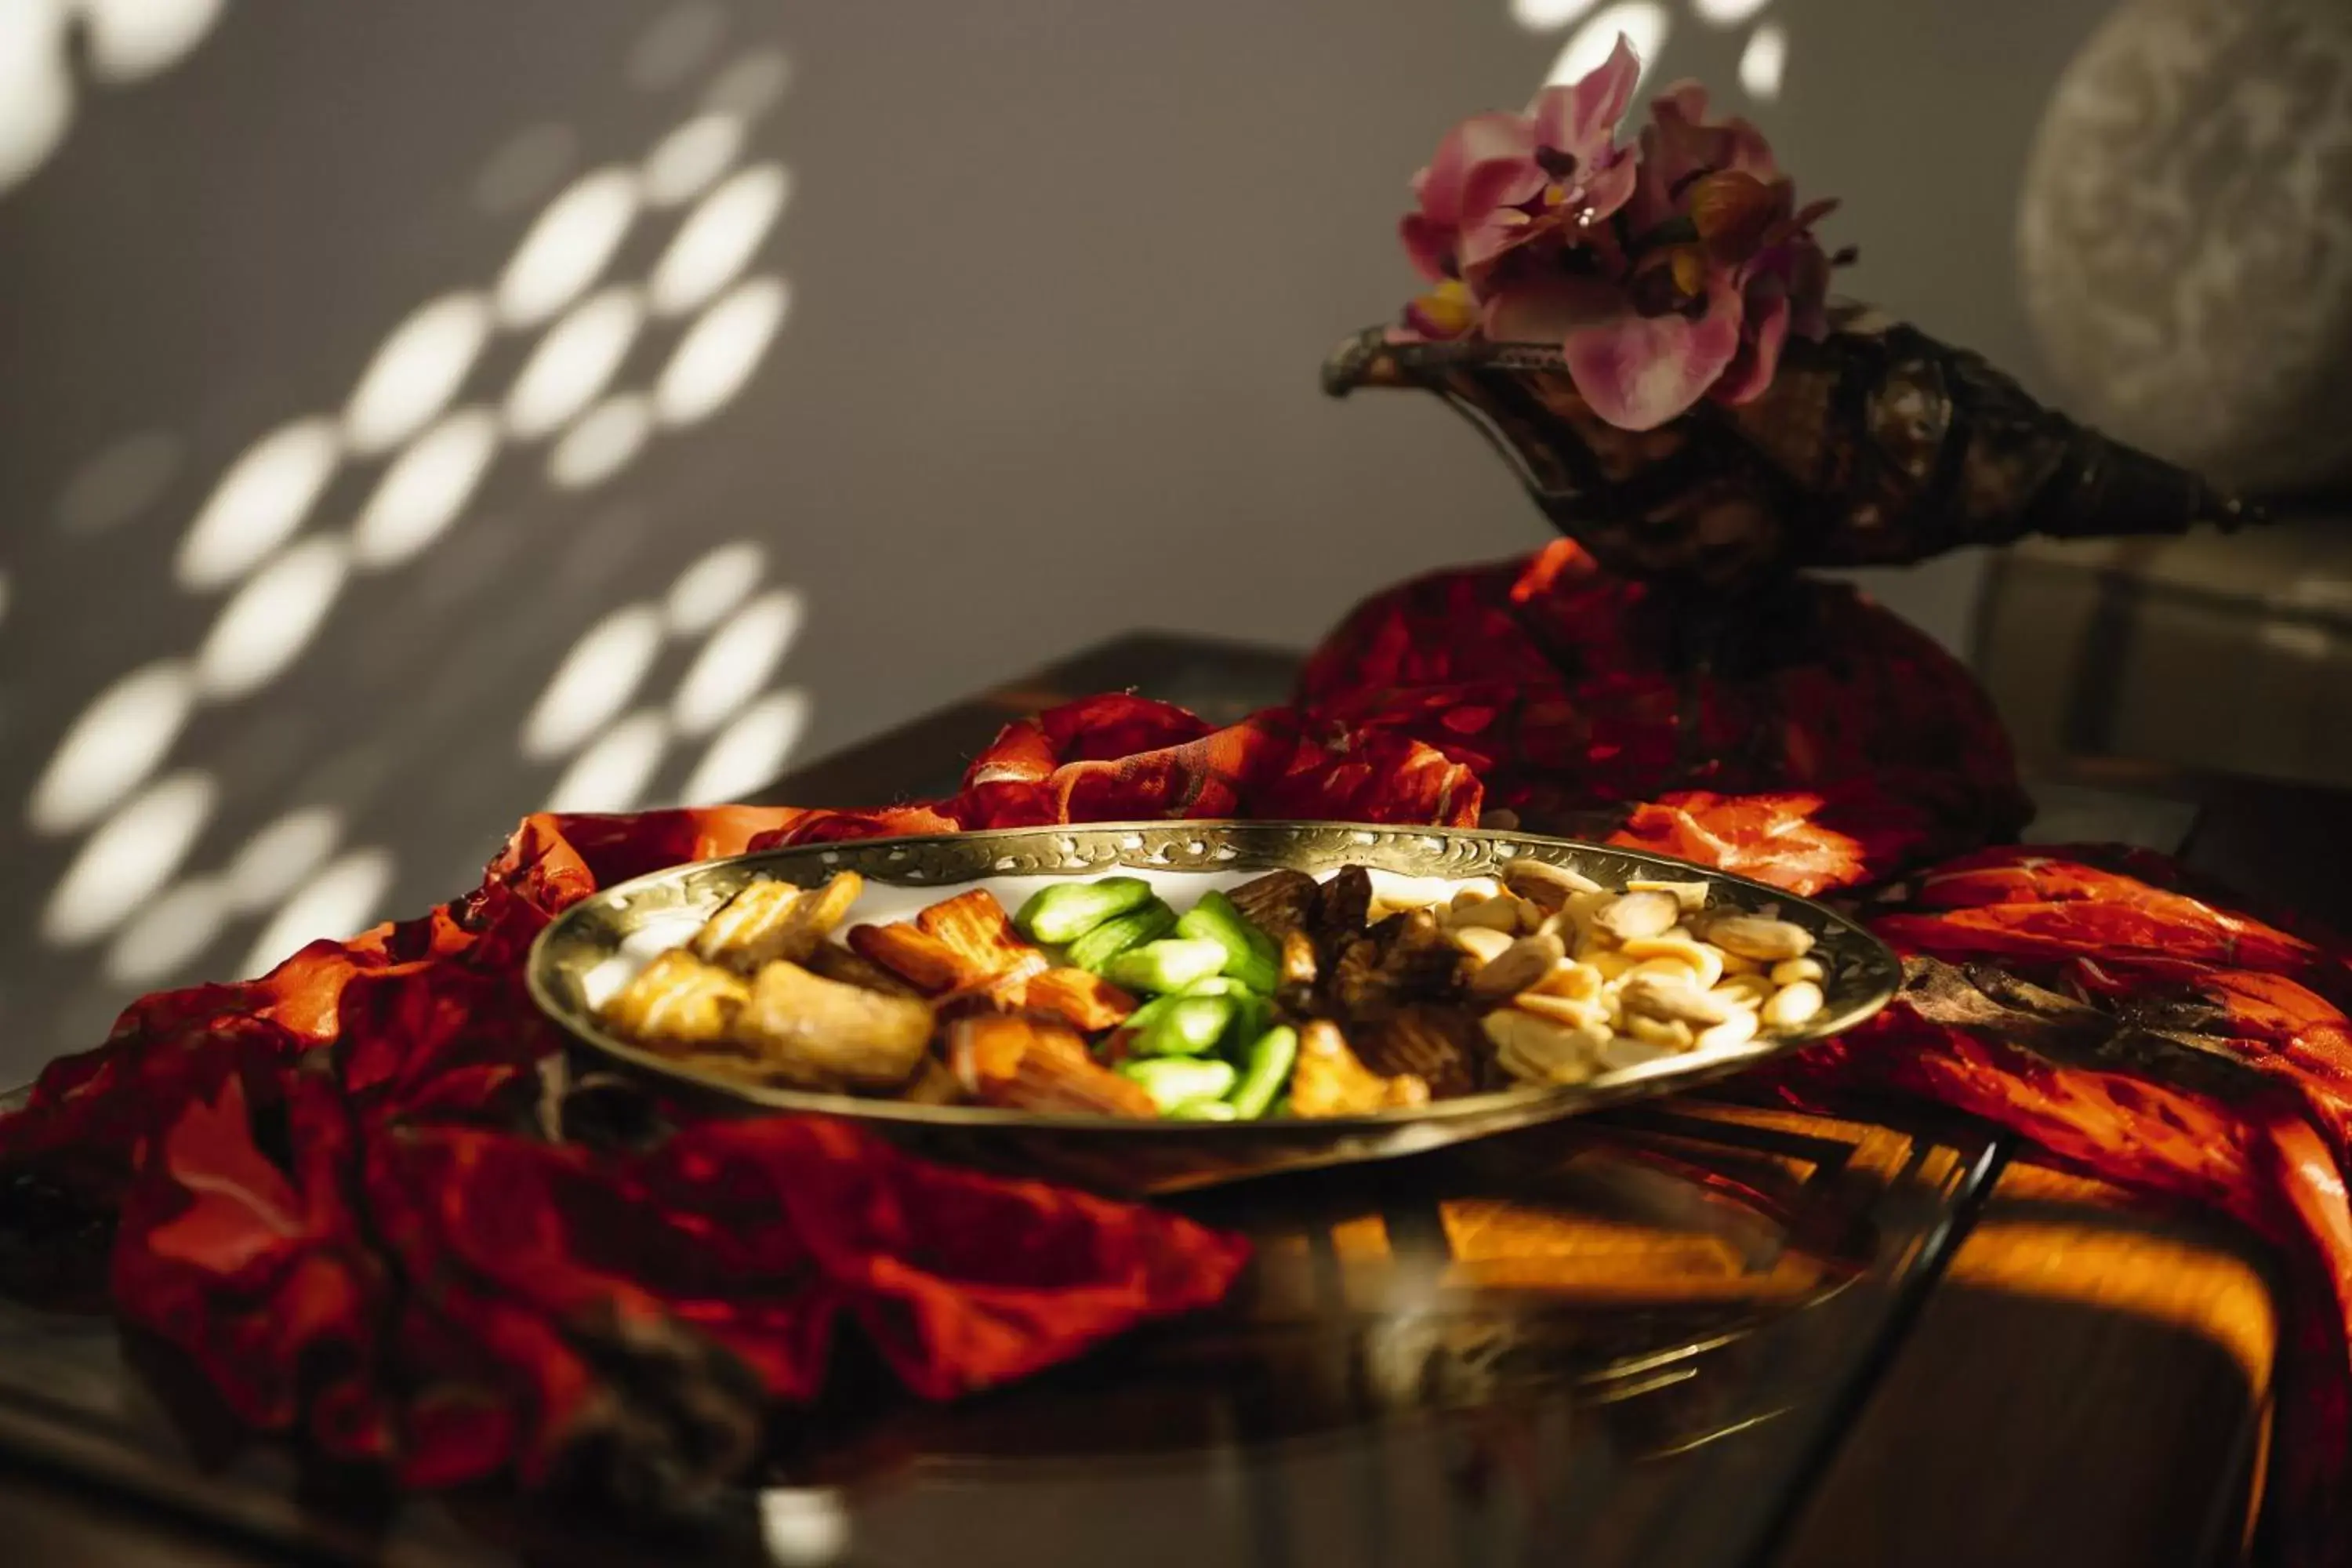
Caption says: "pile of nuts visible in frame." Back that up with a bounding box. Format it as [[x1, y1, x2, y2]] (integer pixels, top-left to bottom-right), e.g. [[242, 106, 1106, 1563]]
[[1428, 859, 1826, 1086]]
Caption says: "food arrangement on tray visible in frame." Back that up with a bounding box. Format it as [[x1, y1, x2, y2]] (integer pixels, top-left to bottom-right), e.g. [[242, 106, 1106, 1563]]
[[592, 855, 1835, 1123]]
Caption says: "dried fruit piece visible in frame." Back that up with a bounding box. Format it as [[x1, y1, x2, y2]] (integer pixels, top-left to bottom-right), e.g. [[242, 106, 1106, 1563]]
[[735, 960, 935, 1091], [920, 888, 1048, 975], [1441, 895, 1523, 935], [1598, 1034, 1683, 1071], [1381, 909, 1467, 994], [1278, 927, 1319, 988], [1619, 935, 1724, 989], [600, 949, 750, 1047], [1228, 868, 1319, 936], [1593, 891, 1682, 942], [1359, 1006, 1482, 1098], [1620, 971, 1736, 1026], [691, 872, 866, 974], [1626, 878, 1711, 913], [1704, 914, 1815, 963], [1502, 858, 1602, 911], [947, 1014, 1157, 1117], [1314, 866, 1374, 937], [1483, 1008, 1606, 1084], [1711, 974, 1777, 1009], [1623, 1014, 1696, 1051], [1762, 980, 1825, 1029], [1450, 924, 1515, 963], [1586, 949, 1637, 982], [1290, 1020, 1429, 1116], [1513, 991, 1608, 1032], [848, 888, 1051, 996], [1530, 960, 1603, 1000], [998, 966, 1137, 1031], [1327, 935, 1388, 1019], [804, 940, 927, 998], [1467, 931, 1568, 1002], [1372, 874, 1488, 920], [848, 920, 974, 993], [1697, 1011, 1761, 1051]]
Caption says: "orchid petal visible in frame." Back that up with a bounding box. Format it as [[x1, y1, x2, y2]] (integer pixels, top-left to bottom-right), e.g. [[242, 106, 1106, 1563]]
[[1719, 115, 1780, 179], [1561, 277, 1744, 430], [1581, 156, 1639, 224], [1786, 243, 1832, 339], [1481, 273, 1625, 345], [1688, 170, 1783, 255], [1531, 34, 1641, 155], [1650, 80, 1712, 131], [1713, 282, 1790, 405], [1460, 152, 1548, 222], [1418, 111, 1537, 222], [1399, 212, 1457, 283]]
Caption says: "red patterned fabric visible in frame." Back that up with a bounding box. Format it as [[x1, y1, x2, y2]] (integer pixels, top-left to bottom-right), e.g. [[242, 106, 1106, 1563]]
[[1302, 540, 2033, 891], [4, 542, 2350, 1561]]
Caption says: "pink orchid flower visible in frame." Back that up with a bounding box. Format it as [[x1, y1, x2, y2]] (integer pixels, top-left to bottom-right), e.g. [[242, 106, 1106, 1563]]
[[1627, 80, 1779, 238], [1397, 36, 1643, 288], [1399, 111, 1542, 284], [1391, 45, 1846, 429], [1526, 36, 1642, 229], [1396, 56, 1846, 429]]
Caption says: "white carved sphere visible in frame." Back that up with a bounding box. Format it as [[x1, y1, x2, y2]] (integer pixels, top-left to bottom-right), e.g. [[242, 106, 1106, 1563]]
[[2018, 0, 2352, 495]]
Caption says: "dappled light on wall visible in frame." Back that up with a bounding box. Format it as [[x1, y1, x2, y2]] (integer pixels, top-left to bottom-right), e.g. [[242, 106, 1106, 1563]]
[[658, 277, 790, 426], [1544, 4, 1669, 89], [1513, 0, 1791, 104], [27, 661, 199, 836], [4, 6, 811, 1060], [0, 0, 227, 197], [522, 541, 811, 815], [41, 771, 218, 948], [173, 418, 342, 590], [522, 604, 671, 760], [194, 535, 352, 699], [343, 293, 497, 457], [504, 289, 647, 439], [547, 393, 657, 489]]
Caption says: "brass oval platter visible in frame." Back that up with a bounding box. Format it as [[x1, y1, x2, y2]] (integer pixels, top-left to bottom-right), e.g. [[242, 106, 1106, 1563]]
[[527, 822, 1900, 1194]]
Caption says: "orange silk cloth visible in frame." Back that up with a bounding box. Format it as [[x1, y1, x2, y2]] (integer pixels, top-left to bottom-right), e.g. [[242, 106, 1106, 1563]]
[[4, 541, 2350, 1559]]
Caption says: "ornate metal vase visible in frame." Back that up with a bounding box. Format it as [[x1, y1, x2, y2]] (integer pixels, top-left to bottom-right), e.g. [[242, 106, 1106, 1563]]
[[1322, 306, 2258, 600]]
